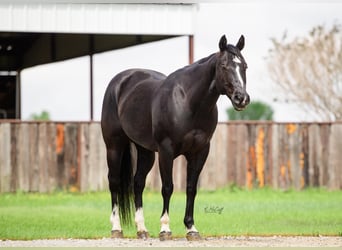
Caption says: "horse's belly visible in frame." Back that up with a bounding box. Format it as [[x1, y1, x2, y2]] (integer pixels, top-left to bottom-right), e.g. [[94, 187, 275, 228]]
[[123, 124, 157, 152]]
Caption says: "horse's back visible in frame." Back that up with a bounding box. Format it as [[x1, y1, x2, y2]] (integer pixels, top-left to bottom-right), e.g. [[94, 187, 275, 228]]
[[102, 69, 166, 151], [104, 69, 164, 100]]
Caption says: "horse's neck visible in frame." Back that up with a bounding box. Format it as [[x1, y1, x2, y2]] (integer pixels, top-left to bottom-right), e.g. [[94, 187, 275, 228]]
[[185, 53, 219, 113]]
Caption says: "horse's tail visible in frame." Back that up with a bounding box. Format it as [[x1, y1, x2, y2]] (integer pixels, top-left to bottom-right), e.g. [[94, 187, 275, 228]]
[[118, 143, 134, 226]]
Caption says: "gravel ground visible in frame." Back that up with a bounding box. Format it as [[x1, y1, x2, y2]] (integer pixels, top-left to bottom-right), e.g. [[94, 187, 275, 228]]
[[1, 236, 341, 247]]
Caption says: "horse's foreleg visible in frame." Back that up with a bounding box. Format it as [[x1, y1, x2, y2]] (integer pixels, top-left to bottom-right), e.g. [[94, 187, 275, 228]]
[[184, 144, 210, 241], [158, 140, 174, 241], [134, 146, 155, 239]]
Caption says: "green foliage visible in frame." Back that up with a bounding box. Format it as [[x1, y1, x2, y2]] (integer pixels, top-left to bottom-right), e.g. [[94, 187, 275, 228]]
[[227, 101, 274, 120], [0, 189, 341, 239], [29, 110, 51, 121]]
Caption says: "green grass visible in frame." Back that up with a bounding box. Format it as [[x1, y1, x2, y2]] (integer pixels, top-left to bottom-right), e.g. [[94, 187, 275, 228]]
[[0, 188, 341, 240]]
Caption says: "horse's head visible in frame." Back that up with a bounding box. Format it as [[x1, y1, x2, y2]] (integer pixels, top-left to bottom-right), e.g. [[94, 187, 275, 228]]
[[215, 35, 250, 111]]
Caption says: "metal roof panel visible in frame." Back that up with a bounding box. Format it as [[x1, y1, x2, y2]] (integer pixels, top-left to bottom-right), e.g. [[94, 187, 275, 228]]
[[0, 3, 196, 35]]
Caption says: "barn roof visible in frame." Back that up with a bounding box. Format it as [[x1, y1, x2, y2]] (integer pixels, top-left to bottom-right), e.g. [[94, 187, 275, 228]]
[[0, 3, 196, 70]]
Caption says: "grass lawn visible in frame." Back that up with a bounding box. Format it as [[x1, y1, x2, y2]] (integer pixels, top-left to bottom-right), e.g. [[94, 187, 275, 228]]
[[0, 188, 341, 240]]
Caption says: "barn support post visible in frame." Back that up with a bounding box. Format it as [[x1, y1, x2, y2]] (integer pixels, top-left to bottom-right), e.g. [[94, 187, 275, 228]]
[[16, 71, 21, 119], [89, 54, 94, 121], [89, 35, 94, 121], [189, 35, 194, 65]]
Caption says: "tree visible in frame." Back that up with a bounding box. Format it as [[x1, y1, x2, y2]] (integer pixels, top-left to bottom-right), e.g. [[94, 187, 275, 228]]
[[267, 24, 342, 121], [227, 101, 274, 120], [29, 110, 51, 121]]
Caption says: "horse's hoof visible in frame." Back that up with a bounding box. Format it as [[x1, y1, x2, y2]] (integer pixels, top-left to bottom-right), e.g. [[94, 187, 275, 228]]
[[111, 230, 124, 238], [137, 231, 149, 239], [186, 231, 202, 241], [159, 231, 172, 241]]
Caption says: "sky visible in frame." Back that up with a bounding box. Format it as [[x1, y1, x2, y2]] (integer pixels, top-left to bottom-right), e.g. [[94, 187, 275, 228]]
[[21, 1, 342, 121]]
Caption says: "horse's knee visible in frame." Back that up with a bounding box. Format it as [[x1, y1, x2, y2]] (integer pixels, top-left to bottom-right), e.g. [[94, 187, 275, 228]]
[[186, 185, 197, 197], [162, 183, 174, 197]]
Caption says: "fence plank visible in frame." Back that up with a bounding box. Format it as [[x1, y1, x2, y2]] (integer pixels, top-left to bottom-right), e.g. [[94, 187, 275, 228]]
[[319, 124, 330, 186], [264, 124, 273, 187], [200, 124, 228, 189], [64, 123, 79, 191], [56, 123, 65, 189], [47, 123, 57, 192], [88, 123, 99, 191], [271, 124, 279, 189], [246, 124, 257, 189], [236, 124, 248, 187], [28, 124, 39, 192], [0, 123, 11, 192], [227, 124, 237, 186], [301, 124, 309, 188], [38, 123, 48, 192], [328, 124, 342, 189], [256, 125, 265, 188], [288, 124, 301, 190], [308, 124, 320, 187], [18, 123, 30, 192], [80, 123, 90, 192], [10, 124, 18, 191], [88, 123, 107, 191], [278, 124, 289, 189]]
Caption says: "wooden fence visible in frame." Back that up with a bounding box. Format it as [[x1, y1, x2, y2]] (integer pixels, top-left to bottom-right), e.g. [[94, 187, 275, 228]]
[[0, 121, 341, 193]]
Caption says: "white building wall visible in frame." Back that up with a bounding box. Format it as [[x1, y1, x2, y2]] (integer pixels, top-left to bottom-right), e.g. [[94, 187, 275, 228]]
[[0, 3, 196, 35]]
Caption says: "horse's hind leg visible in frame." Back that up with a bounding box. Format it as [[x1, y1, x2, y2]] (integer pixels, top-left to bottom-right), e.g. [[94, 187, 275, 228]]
[[102, 84, 133, 238], [105, 138, 129, 238], [133, 145, 155, 239], [102, 119, 131, 237]]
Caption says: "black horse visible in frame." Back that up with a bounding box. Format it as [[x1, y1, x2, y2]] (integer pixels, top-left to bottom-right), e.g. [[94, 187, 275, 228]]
[[101, 35, 249, 241]]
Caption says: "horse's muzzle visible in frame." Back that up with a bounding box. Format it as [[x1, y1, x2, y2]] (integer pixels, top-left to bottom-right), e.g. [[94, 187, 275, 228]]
[[231, 92, 250, 111]]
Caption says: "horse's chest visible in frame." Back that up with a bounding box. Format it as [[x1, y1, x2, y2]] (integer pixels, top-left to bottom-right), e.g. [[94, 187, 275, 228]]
[[181, 129, 210, 153]]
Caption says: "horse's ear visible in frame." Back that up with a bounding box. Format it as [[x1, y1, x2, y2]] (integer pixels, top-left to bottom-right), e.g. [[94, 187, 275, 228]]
[[219, 35, 227, 52], [236, 35, 245, 51]]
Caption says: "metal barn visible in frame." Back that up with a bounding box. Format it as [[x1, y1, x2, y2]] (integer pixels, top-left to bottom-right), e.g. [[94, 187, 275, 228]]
[[0, 2, 197, 119]]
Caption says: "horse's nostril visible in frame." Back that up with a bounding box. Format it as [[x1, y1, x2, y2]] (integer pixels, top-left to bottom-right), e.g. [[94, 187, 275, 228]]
[[233, 93, 244, 105], [232, 92, 249, 107]]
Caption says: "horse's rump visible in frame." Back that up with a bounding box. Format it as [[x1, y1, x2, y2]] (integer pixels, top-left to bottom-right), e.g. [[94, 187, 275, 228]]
[[108, 69, 166, 151]]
